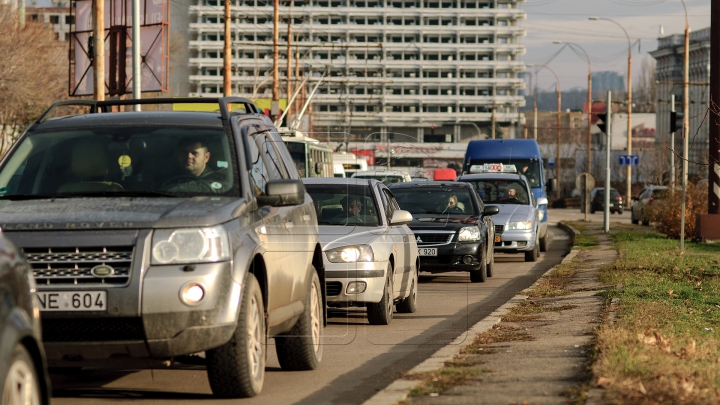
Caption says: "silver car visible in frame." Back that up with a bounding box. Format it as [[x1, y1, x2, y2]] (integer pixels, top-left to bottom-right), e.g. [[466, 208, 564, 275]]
[[303, 178, 419, 325], [457, 173, 546, 262]]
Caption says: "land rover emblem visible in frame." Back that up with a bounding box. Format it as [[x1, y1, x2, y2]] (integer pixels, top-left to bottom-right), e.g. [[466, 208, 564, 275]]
[[91, 265, 115, 277], [416, 236, 422, 243]]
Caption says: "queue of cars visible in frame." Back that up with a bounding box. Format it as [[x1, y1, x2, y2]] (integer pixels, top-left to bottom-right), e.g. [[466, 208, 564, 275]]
[[0, 97, 552, 401]]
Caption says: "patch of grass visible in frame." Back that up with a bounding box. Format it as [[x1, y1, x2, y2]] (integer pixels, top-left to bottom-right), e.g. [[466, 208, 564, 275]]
[[501, 301, 577, 322], [406, 357, 484, 397], [461, 324, 534, 355], [592, 228, 720, 404], [525, 262, 579, 298]]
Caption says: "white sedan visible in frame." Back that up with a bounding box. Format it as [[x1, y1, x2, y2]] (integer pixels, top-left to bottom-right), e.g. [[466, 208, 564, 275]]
[[303, 178, 419, 325]]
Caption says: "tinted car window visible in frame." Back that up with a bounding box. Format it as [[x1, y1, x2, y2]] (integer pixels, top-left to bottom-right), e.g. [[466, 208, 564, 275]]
[[305, 184, 380, 226], [464, 179, 530, 205], [393, 187, 477, 215], [0, 127, 238, 197], [353, 175, 404, 185]]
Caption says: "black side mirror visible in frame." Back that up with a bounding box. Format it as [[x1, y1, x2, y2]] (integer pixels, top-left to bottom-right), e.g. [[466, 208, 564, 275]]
[[257, 179, 305, 207], [483, 205, 500, 216], [546, 178, 557, 192]]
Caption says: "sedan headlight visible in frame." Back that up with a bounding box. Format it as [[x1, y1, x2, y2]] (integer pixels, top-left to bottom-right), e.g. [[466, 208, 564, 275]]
[[508, 221, 533, 230], [152, 225, 230, 265], [458, 226, 481, 241], [325, 245, 374, 263]]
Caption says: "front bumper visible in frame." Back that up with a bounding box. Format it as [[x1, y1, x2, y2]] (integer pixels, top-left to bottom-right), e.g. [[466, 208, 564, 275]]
[[494, 229, 536, 253], [43, 261, 240, 365], [417, 241, 482, 272], [324, 260, 390, 305]]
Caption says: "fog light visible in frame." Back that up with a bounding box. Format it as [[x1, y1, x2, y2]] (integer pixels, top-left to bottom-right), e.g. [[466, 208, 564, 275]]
[[518, 241, 527, 247], [462, 255, 474, 265], [180, 283, 205, 306], [346, 281, 367, 294]]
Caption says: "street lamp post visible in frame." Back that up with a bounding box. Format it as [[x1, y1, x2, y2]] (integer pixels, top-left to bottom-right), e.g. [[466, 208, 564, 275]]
[[590, 17, 632, 206], [680, 0, 690, 250], [554, 41, 592, 218], [528, 64, 561, 198]]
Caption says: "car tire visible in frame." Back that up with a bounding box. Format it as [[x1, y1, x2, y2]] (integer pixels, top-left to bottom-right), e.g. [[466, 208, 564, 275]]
[[590, 206, 596, 214], [367, 265, 394, 325], [486, 243, 494, 277], [539, 233, 548, 253], [470, 252, 487, 283], [631, 210, 639, 224], [3, 344, 41, 405], [525, 242, 539, 262], [396, 269, 417, 314], [206, 272, 265, 398], [641, 210, 649, 226], [275, 266, 324, 370], [618, 208, 624, 215]]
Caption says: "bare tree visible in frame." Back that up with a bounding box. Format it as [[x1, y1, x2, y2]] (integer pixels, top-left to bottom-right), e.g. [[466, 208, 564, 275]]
[[634, 55, 656, 113], [0, 6, 67, 155]]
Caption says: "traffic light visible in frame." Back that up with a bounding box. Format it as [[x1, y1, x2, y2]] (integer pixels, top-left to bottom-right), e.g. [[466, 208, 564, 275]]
[[670, 111, 684, 133], [597, 113, 609, 134]]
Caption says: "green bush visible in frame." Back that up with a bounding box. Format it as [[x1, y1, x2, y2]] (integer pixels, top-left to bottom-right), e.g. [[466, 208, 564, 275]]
[[646, 183, 707, 239]]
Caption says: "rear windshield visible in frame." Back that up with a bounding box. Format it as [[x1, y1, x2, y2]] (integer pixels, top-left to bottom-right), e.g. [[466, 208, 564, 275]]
[[305, 184, 380, 226], [0, 127, 239, 198], [392, 187, 477, 216]]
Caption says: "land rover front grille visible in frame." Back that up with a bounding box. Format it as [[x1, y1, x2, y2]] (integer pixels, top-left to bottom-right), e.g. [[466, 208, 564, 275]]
[[495, 225, 504, 233], [24, 246, 134, 285], [414, 233, 454, 244]]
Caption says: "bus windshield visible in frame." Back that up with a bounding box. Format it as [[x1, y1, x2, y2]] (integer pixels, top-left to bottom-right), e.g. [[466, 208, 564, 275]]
[[467, 158, 541, 188]]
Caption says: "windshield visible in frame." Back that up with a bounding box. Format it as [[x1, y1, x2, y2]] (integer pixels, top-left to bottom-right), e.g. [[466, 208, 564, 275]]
[[467, 158, 541, 187], [392, 187, 477, 216], [353, 174, 405, 186], [464, 179, 530, 205], [0, 126, 239, 198], [285, 142, 307, 177], [305, 184, 380, 226]]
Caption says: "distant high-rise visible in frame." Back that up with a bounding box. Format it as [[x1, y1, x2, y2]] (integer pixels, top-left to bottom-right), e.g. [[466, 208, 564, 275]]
[[591, 71, 624, 96], [185, 0, 527, 142]]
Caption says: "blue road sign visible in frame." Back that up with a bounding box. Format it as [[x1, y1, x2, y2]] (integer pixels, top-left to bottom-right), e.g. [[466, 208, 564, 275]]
[[618, 155, 639, 166], [547, 161, 555, 167]]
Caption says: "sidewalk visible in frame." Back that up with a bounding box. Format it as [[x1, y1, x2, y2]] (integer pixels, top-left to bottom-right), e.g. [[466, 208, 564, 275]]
[[365, 218, 618, 405]]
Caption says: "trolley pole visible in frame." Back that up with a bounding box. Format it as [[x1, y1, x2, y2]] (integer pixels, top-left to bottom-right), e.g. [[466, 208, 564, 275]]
[[604, 91, 612, 233], [93, 0, 105, 101]]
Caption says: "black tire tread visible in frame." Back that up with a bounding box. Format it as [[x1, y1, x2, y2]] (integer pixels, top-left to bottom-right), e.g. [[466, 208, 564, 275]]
[[367, 267, 393, 324], [275, 268, 323, 371], [396, 274, 417, 313], [470, 253, 487, 283], [206, 272, 264, 398]]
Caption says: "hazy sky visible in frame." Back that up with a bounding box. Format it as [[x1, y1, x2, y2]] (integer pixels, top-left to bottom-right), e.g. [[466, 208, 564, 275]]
[[521, 0, 710, 92]]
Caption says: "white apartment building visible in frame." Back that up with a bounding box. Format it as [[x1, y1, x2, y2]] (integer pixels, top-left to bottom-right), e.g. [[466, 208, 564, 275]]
[[186, 0, 526, 143]]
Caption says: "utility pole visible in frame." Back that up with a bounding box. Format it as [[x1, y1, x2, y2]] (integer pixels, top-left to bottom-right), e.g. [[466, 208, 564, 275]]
[[93, 0, 105, 101], [285, 0, 294, 121], [223, 0, 232, 96], [604, 91, 613, 233], [556, 82, 561, 200], [670, 94, 676, 190], [18, 0, 25, 28], [680, 1, 690, 250], [533, 99, 537, 140], [271, 0, 280, 120], [491, 106, 496, 139], [132, 0, 141, 109]]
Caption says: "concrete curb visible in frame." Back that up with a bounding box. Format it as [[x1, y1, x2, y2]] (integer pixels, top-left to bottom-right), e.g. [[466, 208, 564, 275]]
[[361, 222, 578, 405]]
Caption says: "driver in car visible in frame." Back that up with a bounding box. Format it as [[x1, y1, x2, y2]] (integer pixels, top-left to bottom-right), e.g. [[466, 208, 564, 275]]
[[164, 138, 225, 192], [332, 195, 367, 224]]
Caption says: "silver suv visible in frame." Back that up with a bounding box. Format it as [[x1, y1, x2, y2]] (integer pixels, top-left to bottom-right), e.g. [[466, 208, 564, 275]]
[[0, 98, 325, 398]]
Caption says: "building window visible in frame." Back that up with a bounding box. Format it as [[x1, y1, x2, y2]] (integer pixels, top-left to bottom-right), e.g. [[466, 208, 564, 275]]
[[66, 15, 74, 24], [49, 15, 59, 24]]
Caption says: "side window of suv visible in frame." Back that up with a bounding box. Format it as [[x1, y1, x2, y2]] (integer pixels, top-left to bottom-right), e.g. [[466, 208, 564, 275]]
[[246, 130, 270, 196], [259, 135, 289, 179]]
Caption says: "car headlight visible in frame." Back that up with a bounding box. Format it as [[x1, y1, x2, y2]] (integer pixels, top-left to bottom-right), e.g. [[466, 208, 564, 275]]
[[508, 221, 533, 230], [325, 245, 374, 263], [152, 225, 230, 265], [458, 226, 481, 241]]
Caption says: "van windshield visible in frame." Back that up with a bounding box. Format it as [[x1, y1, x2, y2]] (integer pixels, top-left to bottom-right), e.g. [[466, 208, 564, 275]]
[[467, 159, 541, 187], [0, 127, 240, 199]]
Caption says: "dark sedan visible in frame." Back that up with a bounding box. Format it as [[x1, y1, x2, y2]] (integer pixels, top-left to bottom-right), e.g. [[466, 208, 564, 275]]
[[0, 234, 51, 405], [389, 182, 499, 283]]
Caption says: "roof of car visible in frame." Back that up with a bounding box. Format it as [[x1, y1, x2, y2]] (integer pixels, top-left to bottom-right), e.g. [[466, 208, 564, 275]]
[[388, 181, 472, 189], [458, 173, 525, 181], [33, 111, 227, 131], [302, 177, 380, 186]]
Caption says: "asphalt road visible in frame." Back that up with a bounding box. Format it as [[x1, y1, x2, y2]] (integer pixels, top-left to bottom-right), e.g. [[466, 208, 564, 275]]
[[50, 221, 573, 405]]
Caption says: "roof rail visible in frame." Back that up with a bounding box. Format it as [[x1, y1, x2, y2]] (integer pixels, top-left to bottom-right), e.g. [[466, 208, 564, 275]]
[[35, 97, 260, 124]]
